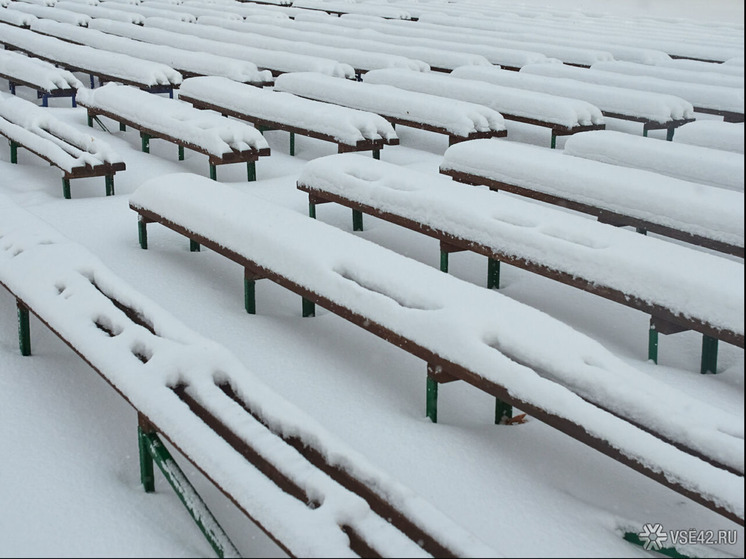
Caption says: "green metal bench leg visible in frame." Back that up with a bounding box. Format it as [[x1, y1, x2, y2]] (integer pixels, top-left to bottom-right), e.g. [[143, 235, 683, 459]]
[[495, 398, 512, 424], [247, 161, 256, 182], [138, 217, 148, 250], [209, 164, 217, 181], [141, 133, 150, 153], [62, 178, 71, 200], [487, 258, 501, 289], [636, 227, 648, 235], [10, 140, 18, 164], [352, 209, 363, 231], [372, 149, 380, 160], [550, 133, 557, 149], [426, 375, 438, 423], [666, 127, 675, 141], [643, 128, 649, 137], [105, 174, 115, 196], [244, 274, 256, 315], [137, 425, 156, 493], [138, 426, 239, 558], [302, 298, 315, 317], [87, 114, 93, 128], [178, 145, 184, 161], [17, 300, 31, 356], [623, 531, 690, 558], [700, 335, 718, 374], [308, 201, 316, 219], [189, 239, 200, 252], [440, 250, 449, 273], [289, 131, 295, 156], [648, 324, 658, 364], [119, 122, 126, 132]]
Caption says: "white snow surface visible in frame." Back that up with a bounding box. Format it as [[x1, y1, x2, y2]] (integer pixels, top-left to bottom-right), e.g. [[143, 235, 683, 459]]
[[55, 0, 147, 23], [7, 0, 92, 25], [563, 130, 744, 192], [363, 68, 605, 128], [273, 71, 506, 138], [451, 64, 694, 124], [672, 120, 746, 154], [76, 84, 269, 157], [0, 49, 83, 92], [592, 60, 745, 89], [178, 76, 397, 145], [440, 139, 744, 248]]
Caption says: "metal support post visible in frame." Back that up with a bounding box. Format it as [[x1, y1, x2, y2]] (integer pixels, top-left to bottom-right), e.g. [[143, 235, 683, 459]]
[[17, 300, 31, 356], [352, 209, 363, 231], [62, 178, 71, 200], [105, 175, 115, 196], [426, 375, 438, 423], [700, 336, 718, 374], [247, 161, 256, 182], [138, 217, 148, 250], [487, 258, 501, 289]]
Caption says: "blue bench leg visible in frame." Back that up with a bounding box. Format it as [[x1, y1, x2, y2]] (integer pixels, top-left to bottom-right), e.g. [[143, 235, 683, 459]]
[[9, 82, 16, 95], [138, 217, 148, 250], [487, 258, 501, 289], [426, 375, 438, 423], [17, 300, 31, 356], [700, 336, 718, 374], [71, 92, 76, 108]]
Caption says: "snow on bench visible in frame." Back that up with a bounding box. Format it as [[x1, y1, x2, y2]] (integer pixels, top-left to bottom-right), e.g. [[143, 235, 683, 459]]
[[178, 76, 398, 158], [0, 92, 125, 198], [450, 65, 695, 140], [521, 63, 745, 123], [363, 68, 605, 148], [0, 24, 182, 94], [143, 0, 245, 20], [291, 0, 411, 20], [55, 1, 147, 24], [656, 57, 745, 78], [144, 16, 430, 76], [0, 194, 496, 558], [440, 139, 744, 258], [592, 60, 745, 90], [30, 18, 274, 87], [0, 49, 82, 107], [77, 84, 269, 181], [0, 5, 37, 26], [87, 17, 355, 78], [563, 130, 744, 193], [129, 173, 744, 526], [7, 1, 92, 26], [297, 151, 744, 392], [292, 11, 558, 70], [273, 71, 507, 145], [93, 1, 198, 22], [197, 15, 493, 73], [672, 120, 745, 154]]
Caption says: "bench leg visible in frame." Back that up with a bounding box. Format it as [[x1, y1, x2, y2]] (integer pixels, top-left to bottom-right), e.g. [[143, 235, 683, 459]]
[[105, 174, 115, 197], [209, 163, 217, 181], [247, 161, 256, 182], [487, 258, 501, 289], [289, 131, 295, 156], [550, 133, 557, 149], [426, 375, 438, 423], [62, 178, 71, 200], [648, 323, 658, 364], [700, 335, 718, 374], [495, 398, 512, 424], [308, 201, 316, 219], [9, 82, 15, 95], [138, 216, 148, 250], [141, 133, 150, 154], [89, 74, 96, 89], [119, 122, 126, 132], [137, 417, 156, 493], [190, 239, 200, 252], [10, 140, 18, 164], [41, 94, 49, 108], [17, 300, 31, 356], [244, 272, 256, 314], [352, 209, 363, 231], [440, 250, 449, 273], [302, 297, 315, 317], [666, 127, 675, 141], [636, 227, 647, 235], [642, 127, 649, 137], [372, 149, 380, 160], [178, 145, 184, 161], [87, 114, 93, 128], [71, 92, 76, 108]]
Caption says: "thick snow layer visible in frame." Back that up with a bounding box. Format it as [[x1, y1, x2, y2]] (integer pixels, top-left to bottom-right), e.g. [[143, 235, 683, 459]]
[[673, 120, 745, 154], [0, 193, 497, 558], [55, 1, 147, 23], [183, 0, 292, 18], [292, 0, 412, 19], [451, 64, 693, 124], [7, 1, 92, 25], [563, 130, 744, 192], [95, 0, 198, 21], [0, 49, 83, 92], [145, 16, 430, 73], [87, 16, 355, 78], [521, 63, 745, 114], [178, 76, 397, 145], [30, 19, 273, 85], [592, 60, 745, 89], [363, 68, 605, 128], [273, 71, 506, 138], [440, 139, 744, 248], [129, 175, 744, 522], [0, 24, 182, 87], [0, 5, 37, 26], [0, 91, 123, 170], [77, 84, 269, 158], [144, 0, 244, 20]]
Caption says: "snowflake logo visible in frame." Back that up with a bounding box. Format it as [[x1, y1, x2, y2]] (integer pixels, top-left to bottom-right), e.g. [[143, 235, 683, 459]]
[[638, 523, 669, 551]]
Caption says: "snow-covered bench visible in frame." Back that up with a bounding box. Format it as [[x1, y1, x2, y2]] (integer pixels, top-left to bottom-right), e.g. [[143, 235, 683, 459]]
[[177, 76, 398, 158], [522, 63, 746, 123], [362, 68, 606, 148], [672, 120, 745, 154], [563, 130, 744, 192], [128, 173, 744, 527], [0, 49, 82, 107], [0, 24, 182, 95], [297, 153, 744, 376], [440, 139, 744, 259], [77, 84, 270, 181], [0, 194, 494, 558], [450, 65, 695, 140], [273, 71, 507, 146], [30, 18, 274, 87], [0, 93, 125, 198]]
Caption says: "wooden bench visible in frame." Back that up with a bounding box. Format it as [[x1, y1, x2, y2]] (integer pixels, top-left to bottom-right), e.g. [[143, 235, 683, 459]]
[[129, 173, 744, 527], [451, 64, 696, 141], [297, 153, 744, 378], [273, 71, 507, 146], [178, 76, 398, 158], [440, 139, 744, 258], [0, 193, 496, 558], [362, 68, 606, 148], [672, 120, 745, 154], [0, 50, 81, 107], [77, 83, 270, 181], [0, 93, 125, 198], [0, 23, 182, 96]]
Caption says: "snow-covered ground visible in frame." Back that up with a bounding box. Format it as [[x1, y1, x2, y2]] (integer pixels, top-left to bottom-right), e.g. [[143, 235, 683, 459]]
[[0, 0, 743, 557]]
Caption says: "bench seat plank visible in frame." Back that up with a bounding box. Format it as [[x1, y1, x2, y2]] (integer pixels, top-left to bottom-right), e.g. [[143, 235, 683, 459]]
[[129, 174, 744, 525], [0, 50, 82, 106]]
